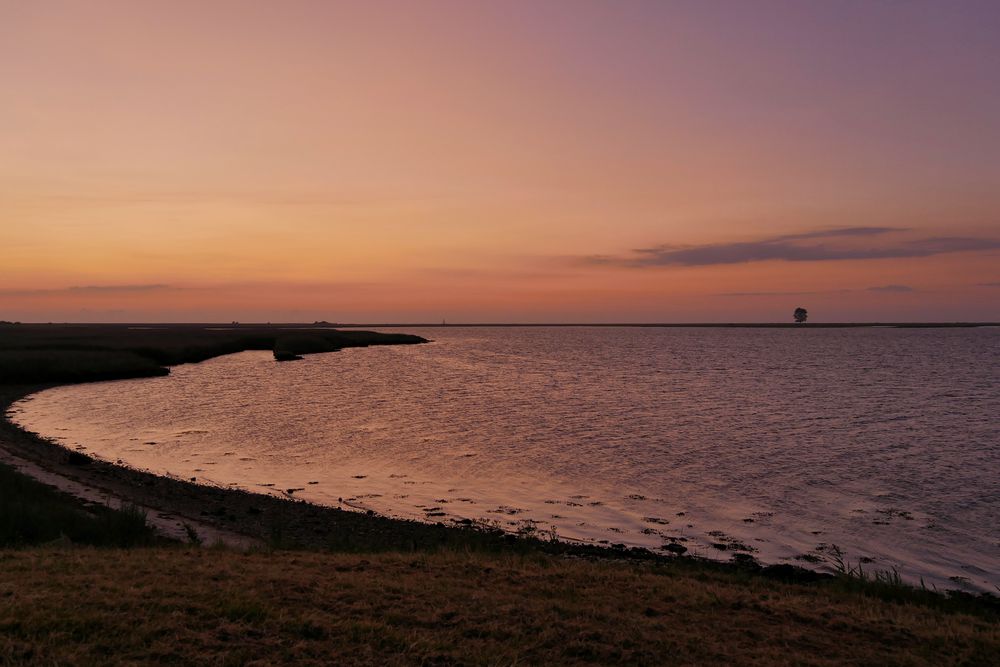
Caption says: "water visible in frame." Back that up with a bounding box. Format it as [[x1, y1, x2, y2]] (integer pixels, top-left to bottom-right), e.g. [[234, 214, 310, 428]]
[[9, 327, 999, 590]]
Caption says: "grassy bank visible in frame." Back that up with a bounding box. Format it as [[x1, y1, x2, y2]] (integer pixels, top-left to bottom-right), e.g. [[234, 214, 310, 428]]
[[0, 323, 426, 383], [0, 461, 156, 548], [1, 548, 996, 666]]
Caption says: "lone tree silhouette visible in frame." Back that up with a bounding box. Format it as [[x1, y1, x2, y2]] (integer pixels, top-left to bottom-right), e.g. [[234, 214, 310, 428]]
[[794, 307, 808, 324]]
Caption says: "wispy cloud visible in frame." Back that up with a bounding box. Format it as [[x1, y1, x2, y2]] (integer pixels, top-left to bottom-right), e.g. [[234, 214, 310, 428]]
[[715, 289, 850, 297], [582, 227, 1000, 268], [715, 286, 917, 297], [977, 281, 1000, 287], [66, 284, 171, 293], [866, 284, 915, 293], [12, 190, 451, 209], [769, 227, 902, 242], [0, 282, 388, 298], [0, 284, 173, 297]]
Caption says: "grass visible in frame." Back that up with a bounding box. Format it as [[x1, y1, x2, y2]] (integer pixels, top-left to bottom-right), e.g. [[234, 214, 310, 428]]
[[0, 548, 996, 666], [0, 462, 156, 548], [0, 349, 168, 384]]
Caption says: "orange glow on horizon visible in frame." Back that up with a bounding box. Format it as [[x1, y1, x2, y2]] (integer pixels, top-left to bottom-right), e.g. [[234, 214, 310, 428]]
[[2, 1, 998, 322]]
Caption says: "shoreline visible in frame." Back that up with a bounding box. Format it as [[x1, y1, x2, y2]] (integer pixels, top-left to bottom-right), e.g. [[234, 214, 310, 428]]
[[0, 382, 681, 563], [7, 382, 1000, 638], [336, 322, 1000, 328], [0, 433, 257, 549], [0, 325, 669, 559], [2, 324, 997, 607], [2, 377, 994, 600]]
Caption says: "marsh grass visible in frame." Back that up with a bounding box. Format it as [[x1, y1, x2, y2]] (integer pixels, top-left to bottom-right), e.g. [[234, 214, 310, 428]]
[[0, 462, 156, 548], [0, 349, 167, 384], [822, 544, 1000, 618], [829, 544, 904, 585], [0, 324, 426, 384]]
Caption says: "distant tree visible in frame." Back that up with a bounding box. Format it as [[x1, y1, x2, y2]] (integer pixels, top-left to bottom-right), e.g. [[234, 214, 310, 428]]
[[794, 307, 808, 324]]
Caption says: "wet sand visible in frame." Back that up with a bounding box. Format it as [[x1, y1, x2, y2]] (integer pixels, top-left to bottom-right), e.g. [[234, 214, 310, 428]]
[[0, 441, 257, 549]]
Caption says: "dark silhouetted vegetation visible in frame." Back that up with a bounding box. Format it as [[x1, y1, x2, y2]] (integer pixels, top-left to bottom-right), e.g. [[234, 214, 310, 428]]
[[0, 324, 426, 384], [0, 349, 168, 384], [794, 307, 808, 323], [0, 462, 155, 548]]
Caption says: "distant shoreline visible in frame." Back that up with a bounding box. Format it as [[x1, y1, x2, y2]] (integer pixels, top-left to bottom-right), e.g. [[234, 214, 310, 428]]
[[336, 322, 999, 329], [3, 321, 998, 329]]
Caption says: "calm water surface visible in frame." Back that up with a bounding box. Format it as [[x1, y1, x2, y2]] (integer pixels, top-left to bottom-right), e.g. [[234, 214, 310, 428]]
[[10, 327, 999, 590]]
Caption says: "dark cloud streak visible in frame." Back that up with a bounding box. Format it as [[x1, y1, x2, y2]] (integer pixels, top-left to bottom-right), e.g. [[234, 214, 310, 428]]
[[866, 285, 915, 293], [0, 284, 172, 297], [715, 290, 849, 297], [584, 228, 1000, 268], [66, 284, 171, 293], [716, 286, 917, 297], [770, 226, 903, 242]]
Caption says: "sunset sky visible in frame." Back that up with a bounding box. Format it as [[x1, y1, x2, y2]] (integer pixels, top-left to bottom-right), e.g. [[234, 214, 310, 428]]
[[2, 1, 999, 322]]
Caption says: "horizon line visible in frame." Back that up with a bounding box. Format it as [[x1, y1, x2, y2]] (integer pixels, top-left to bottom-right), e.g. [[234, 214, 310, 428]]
[[3, 322, 998, 328]]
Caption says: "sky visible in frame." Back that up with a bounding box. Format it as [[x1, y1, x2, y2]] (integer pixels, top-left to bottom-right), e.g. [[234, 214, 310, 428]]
[[2, 0, 999, 323]]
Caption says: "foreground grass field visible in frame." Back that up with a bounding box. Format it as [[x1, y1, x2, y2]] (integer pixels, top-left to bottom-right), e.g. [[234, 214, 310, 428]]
[[1, 548, 997, 666]]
